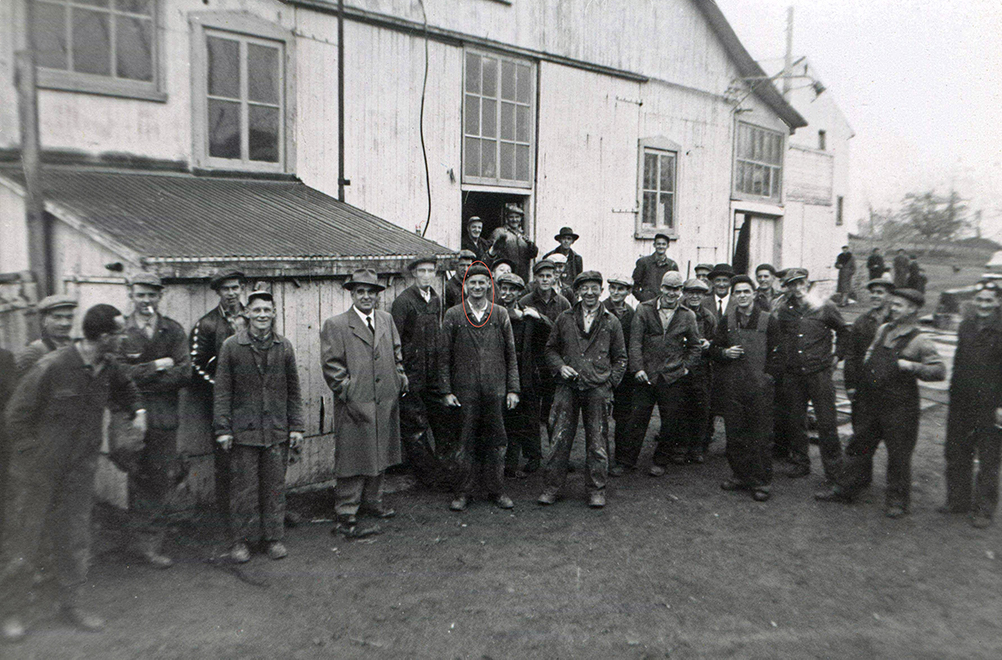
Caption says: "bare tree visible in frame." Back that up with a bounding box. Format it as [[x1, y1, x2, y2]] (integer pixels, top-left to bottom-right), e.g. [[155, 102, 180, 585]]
[[900, 190, 968, 242]]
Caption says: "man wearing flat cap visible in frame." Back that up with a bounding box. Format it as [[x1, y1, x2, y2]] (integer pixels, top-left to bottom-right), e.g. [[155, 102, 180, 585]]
[[538, 252, 576, 302], [322, 269, 407, 537], [15, 294, 78, 377], [604, 274, 637, 476], [694, 263, 713, 284], [520, 259, 572, 428], [767, 267, 848, 481], [816, 288, 944, 517], [446, 250, 477, 310], [439, 263, 519, 512], [844, 274, 895, 404], [391, 256, 448, 487], [631, 233, 679, 303], [190, 268, 247, 530], [538, 271, 627, 508], [624, 271, 702, 476], [677, 277, 716, 464], [543, 226, 584, 292], [488, 203, 538, 282], [117, 273, 191, 568], [461, 217, 491, 264]]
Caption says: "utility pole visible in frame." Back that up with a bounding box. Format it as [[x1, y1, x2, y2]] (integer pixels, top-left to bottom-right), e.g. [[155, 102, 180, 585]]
[[782, 6, 794, 99], [16, 0, 52, 296]]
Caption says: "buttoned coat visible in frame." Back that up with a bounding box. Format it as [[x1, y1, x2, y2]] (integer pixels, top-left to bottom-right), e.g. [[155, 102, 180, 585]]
[[390, 284, 442, 394], [119, 314, 191, 430], [629, 300, 701, 385], [631, 254, 679, 302], [439, 301, 520, 398], [213, 330, 304, 447], [545, 303, 627, 391], [950, 311, 1002, 412], [321, 308, 405, 477]]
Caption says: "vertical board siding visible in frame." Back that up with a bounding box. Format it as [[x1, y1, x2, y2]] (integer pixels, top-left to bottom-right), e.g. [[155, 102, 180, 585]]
[[0, 186, 28, 272]]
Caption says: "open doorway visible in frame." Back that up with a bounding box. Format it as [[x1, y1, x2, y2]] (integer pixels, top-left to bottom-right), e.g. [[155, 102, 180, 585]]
[[732, 211, 782, 275], [461, 190, 530, 246]]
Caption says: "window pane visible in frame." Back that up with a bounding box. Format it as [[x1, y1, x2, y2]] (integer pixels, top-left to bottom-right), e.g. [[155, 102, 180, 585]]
[[482, 58, 497, 98], [465, 52, 481, 94], [116, 16, 153, 81], [208, 99, 241, 159], [249, 105, 280, 162], [248, 43, 280, 105], [752, 164, 764, 196], [773, 166, 782, 196], [516, 144, 530, 182], [76, 0, 109, 7], [659, 154, 675, 192], [481, 139, 496, 179], [762, 166, 771, 196], [738, 161, 749, 194], [738, 125, 750, 159], [500, 102, 515, 141], [501, 60, 516, 101], [515, 105, 530, 143], [207, 36, 240, 99], [34, 2, 68, 70], [465, 95, 480, 136], [516, 64, 531, 103], [499, 142, 515, 180], [642, 192, 657, 226], [661, 193, 673, 228], [116, 0, 152, 14], [643, 153, 657, 191], [464, 137, 481, 177], [481, 99, 496, 138], [71, 8, 111, 76]]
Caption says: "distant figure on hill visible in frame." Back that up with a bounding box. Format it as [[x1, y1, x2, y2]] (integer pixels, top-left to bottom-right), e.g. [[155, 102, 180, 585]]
[[866, 248, 885, 281], [834, 245, 856, 306], [893, 249, 910, 288]]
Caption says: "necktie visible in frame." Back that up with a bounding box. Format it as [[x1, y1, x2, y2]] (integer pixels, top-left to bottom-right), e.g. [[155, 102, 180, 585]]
[[717, 299, 723, 317], [367, 315, 375, 336]]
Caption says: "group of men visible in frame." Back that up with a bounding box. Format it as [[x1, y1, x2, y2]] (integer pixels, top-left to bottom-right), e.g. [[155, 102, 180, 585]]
[[3, 212, 1002, 643]]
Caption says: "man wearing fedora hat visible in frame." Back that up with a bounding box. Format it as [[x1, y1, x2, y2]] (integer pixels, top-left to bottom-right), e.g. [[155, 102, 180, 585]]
[[488, 202, 538, 282], [322, 269, 407, 537], [816, 288, 944, 517], [15, 294, 78, 376], [631, 233, 679, 303], [391, 256, 449, 487], [701, 263, 736, 322], [543, 226, 584, 291], [461, 217, 491, 264], [117, 273, 191, 569]]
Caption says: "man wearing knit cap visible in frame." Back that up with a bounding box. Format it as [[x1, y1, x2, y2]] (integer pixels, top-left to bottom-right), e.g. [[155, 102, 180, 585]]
[[604, 274, 637, 476], [623, 271, 702, 476], [816, 288, 944, 517], [15, 294, 78, 376], [538, 271, 627, 508], [631, 233, 679, 302]]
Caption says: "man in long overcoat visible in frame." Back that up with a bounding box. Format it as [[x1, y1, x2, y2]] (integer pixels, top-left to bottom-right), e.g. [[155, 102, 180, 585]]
[[866, 248, 885, 281], [440, 263, 520, 512], [322, 269, 407, 537], [892, 249, 909, 288]]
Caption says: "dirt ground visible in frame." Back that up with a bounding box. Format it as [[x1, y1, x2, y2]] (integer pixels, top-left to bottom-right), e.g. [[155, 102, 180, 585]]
[[8, 396, 1002, 660]]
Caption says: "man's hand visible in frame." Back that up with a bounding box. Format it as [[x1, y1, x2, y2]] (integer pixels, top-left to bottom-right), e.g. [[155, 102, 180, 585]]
[[635, 370, 650, 385], [506, 393, 520, 410], [132, 409, 148, 436], [559, 365, 579, 380], [723, 345, 744, 359], [510, 306, 524, 321], [443, 394, 462, 408], [523, 307, 542, 320], [846, 388, 856, 401], [699, 338, 711, 350], [896, 359, 914, 372], [400, 373, 409, 394], [289, 431, 303, 449], [832, 354, 841, 368], [153, 357, 175, 371], [216, 434, 233, 451]]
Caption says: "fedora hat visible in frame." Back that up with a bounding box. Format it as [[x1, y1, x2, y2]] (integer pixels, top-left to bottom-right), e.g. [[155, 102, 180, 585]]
[[707, 263, 735, 280], [554, 226, 580, 242], [344, 268, 386, 292]]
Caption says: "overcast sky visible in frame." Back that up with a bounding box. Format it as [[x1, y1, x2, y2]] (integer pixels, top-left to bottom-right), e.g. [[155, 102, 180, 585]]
[[714, 0, 1002, 239]]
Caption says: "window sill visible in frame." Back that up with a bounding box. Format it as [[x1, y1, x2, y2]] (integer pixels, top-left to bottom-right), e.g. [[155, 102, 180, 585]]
[[38, 69, 167, 103], [635, 228, 678, 240]]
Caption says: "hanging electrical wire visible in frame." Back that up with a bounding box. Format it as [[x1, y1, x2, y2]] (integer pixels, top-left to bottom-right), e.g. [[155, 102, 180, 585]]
[[417, 0, 432, 237]]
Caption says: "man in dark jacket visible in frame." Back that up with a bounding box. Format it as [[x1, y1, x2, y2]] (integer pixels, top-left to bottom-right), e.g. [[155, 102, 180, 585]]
[[834, 245, 856, 306], [844, 275, 894, 401], [15, 294, 77, 376], [711, 276, 774, 501], [816, 288, 944, 517], [623, 271, 702, 475], [445, 250, 476, 310], [538, 271, 627, 508], [943, 282, 1002, 528], [754, 264, 780, 312], [520, 259, 571, 430], [2, 304, 145, 642], [215, 290, 303, 561], [631, 233, 679, 302], [604, 274, 636, 476], [678, 277, 716, 463], [769, 268, 848, 481], [866, 248, 885, 281], [543, 226, 584, 290], [892, 249, 909, 288], [461, 217, 491, 263], [190, 268, 246, 525], [487, 203, 538, 282], [391, 256, 448, 487], [440, 264, 520, 512], [118, 273, 191, 569]]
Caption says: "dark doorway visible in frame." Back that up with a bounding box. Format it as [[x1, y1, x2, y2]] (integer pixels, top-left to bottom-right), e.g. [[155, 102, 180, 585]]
[[732, 213, 751, 275], [461, 191, 529, 245]]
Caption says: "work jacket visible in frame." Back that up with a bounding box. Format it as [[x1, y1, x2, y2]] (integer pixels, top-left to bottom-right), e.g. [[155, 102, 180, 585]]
[[685, 302, 717, 373], [439, 301, 519, 398], [507, 300, 551, 395], [768, 294, 847, 376], [488, 227, 538, 282], [859, 317, 945, 401], [190, 304, 246, 387], [119, 313, 191, 429], [629, 299, 701, 385], [390, 284, 442, 394], [949, 310, 1002, 411], [603, 298, 635, 366], [711, 304, 773, 391], [519, 287, 571, 325], [213, 329, 304, 447], [631, 254, 679, 303], [545, 302, 627, 391], [844, 306, 891, 392], [542, 246, 584, 286]]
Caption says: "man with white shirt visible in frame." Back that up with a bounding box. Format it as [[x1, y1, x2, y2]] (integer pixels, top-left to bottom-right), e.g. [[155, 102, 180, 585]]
[[702, 263, 735, 322]]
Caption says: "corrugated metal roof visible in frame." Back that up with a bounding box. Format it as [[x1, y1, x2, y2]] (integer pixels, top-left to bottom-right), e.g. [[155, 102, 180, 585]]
[[0, 166, 451, 261]]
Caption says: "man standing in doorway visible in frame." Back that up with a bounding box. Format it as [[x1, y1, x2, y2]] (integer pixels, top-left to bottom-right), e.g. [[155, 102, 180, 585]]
[[544, 226, 584, 290], [321, 269, 407, 538], [15, 294, 77, 376], [118, 273, 191, 569], [631, 233, 679, 303], [488, 203, 538, 282], [461, 217, 491, 264]]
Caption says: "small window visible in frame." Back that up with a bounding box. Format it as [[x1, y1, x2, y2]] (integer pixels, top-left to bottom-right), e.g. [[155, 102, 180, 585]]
[[190, 13, 296, 173], [734, 122, 784, 202], [636, 138, 680, 239], [32, 0, 164, 101], [818, 130, 827, 151], [463, 50, 534, 188], [836, 195, 844, 226]]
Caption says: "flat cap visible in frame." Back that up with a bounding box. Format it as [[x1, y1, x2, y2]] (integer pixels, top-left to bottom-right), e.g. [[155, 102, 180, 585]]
[[456, 249, 477, 261], [574, 270, 604, 288], [547, 252, 568, 265], [129, 272, 163, 289], [37, 293, 78, 313], [654, 233, 672, 244], [407, 255, 438, 271], [497, 272, 526, 290], [247, 289, 274, 304], [866, 273, 895, 291], [532, 259, 556, 274], [782, 268, 809, 286], [682, 278, 710, 293], [694, 263, 714, 273], [892, 288, 925, 307], [466, 263, 492, 279], [607, 273, 633, 288], [503, 202, 524, 216], [210, 269, 246, 290], [661, 271, 684, 288]]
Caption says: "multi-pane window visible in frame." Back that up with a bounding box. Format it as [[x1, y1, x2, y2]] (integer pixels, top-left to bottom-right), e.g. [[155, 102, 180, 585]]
[[32, 0, 160, 98], [463, 51, 534, 187], [204, 30, 284, 166], [734, 123, 784, 201], [640, 148, 677, 232]]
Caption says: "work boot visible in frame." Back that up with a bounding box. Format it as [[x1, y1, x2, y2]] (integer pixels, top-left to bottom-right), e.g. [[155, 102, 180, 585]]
[[608, 464, 625, 477], [359, 503, 396, 519], [265, 541, 288, 560], [131, 534, 173, 569], [537, 489, 559, 505], [588, 491, 606, 508], [449, 495, 469, 512], [495, 494, 515, 510], [228, 542, 251, 564], [1, 616, 27, 643], [648, 465, 666, 477], [60, 606, 105, 633], [814, 485, 852, 503]]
